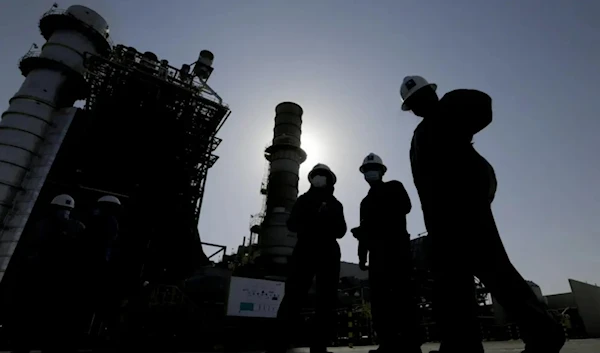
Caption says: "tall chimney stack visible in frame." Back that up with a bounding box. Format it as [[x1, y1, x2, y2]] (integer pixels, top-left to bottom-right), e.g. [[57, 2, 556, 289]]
[[258, 102, 307, 268]]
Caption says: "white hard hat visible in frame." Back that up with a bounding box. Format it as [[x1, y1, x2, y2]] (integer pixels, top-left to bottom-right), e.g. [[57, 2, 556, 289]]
[[309, 163, 337, 185], [400, 75, 437, 111], [51, 194, 75, 209], [359, 153, 387, 173], [98, 195, 121, 205]]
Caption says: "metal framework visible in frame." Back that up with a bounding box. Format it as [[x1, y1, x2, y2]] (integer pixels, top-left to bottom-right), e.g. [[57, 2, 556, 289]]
[[82, 46, 230, 223]]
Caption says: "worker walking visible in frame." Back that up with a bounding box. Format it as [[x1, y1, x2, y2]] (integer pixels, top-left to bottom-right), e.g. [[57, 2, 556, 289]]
[[400, 75, 565, 353], [11, 194, 86, 353], [351, 153, 422, 353], [268, 163, 347, 353]]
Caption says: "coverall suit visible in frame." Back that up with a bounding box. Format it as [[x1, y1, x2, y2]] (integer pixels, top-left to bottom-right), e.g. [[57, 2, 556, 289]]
[[409, 89, 564, 353], [271, 185, 347, 353], [355, 180, 422, 352]]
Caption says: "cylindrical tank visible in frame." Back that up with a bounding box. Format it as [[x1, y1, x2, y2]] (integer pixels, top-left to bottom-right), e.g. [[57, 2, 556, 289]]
[[123, 46, 137, 62], [198, 50, 214, 67], [159, 59, 169, 78], [193, 50, 214, 80], [139, 51, 158, 73], [259, 102, 307, 265], [142, 51, 158, 62], [180, 64, 191, 81], [0, 5, 110, 281]]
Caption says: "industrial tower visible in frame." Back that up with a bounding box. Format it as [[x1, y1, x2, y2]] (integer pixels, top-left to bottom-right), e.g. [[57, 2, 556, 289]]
[[0, 4, 231, 288], [258, 102, 307, 271], [0, 5, 111, 283]]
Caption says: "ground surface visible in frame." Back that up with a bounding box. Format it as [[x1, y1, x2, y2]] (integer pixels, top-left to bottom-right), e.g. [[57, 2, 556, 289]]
[[6, 339, 600, 352], [292, 339, 600, 353]]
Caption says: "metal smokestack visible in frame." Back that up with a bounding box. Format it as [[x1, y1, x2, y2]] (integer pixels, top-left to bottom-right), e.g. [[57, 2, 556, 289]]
[[259, 102, 307, 266], [0, 5, 111, 282]]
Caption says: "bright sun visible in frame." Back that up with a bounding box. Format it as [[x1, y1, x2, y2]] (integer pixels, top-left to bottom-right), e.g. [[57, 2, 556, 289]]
[[300, 132, 325, 172]]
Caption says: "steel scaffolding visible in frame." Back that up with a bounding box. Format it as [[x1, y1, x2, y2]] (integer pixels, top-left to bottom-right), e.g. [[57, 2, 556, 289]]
[[82, 47, 229, 223]]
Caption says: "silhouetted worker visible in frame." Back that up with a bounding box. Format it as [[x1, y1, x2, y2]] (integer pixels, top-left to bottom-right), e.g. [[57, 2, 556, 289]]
[[11, 194, 86, 353], [269, 163, 347, 353], [351, 153, 422, 353], [400, 75, 565, 353], [85, 195, 123, 342]]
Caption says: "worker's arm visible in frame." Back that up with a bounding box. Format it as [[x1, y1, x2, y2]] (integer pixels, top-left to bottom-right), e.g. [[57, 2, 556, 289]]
[[358, 240, 368, 266], [286, 195, 305, 233], [329, 198, 347, 239], [356, 200, 369, 264], [357, 197, 377, 233]]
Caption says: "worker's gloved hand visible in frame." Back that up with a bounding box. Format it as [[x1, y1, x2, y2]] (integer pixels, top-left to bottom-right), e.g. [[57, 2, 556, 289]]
[[351, 227, 362, 240], [359, 261, 368, 271]]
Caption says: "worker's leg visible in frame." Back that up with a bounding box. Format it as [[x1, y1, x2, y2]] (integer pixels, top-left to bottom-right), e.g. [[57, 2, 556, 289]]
[[391, 238, 423, 352], [429, 231, 483, 353], [472, 205, 565, 353], [368, 245, 404, 349], [368, 258, 389, 347], [312, 243, 341, 353], [269, 244, 316, 352]]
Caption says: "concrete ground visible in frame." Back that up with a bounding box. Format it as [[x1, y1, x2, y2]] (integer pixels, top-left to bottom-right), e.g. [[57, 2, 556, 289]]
[[293, 339, 600, 353], [6, 340, 600, 352]]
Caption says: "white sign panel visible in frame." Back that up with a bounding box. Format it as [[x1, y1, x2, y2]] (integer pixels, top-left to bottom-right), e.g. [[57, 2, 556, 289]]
[[226, 276, 285, 318]]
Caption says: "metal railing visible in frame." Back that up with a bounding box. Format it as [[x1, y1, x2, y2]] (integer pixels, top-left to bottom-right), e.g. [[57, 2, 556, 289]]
[[20, 47, 41, 62], [201, 242, 226, 261]]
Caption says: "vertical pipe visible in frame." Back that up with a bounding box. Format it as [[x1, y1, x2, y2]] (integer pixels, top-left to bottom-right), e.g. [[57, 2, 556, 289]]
[[0, 6, 111, 281]]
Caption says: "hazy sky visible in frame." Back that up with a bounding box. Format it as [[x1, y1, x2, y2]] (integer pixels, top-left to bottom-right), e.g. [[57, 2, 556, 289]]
[[1, 0, 599, 295]]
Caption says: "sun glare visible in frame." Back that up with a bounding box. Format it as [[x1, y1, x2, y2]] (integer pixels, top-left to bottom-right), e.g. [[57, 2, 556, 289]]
[[300, 132, 326, 172]]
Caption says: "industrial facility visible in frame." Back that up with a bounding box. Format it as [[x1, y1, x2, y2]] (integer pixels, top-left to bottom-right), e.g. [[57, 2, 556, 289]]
[[0, 3, 599, 352]]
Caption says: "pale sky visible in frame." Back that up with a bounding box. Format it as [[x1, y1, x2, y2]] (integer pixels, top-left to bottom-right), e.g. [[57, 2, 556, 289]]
[[1, 0, 599, 295]]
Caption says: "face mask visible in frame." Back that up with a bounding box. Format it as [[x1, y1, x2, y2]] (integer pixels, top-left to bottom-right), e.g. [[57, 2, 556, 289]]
[[364, 171, 381, 183], [55, 209, 71, 220], [310, 175, 328, 188]]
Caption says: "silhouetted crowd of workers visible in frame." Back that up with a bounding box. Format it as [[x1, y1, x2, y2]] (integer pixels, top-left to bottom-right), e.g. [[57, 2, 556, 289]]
[[268, 76, 566, 353], [9, 194, 123, 353]]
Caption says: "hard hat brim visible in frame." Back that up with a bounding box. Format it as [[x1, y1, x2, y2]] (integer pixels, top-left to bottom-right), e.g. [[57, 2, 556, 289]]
[[359, 164, 387, 174], [402, 83, 437, 111], [309, 168, 337, 185]]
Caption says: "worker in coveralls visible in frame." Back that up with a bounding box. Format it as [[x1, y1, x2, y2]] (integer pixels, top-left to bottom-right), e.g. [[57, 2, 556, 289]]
[[351, 153, 422, 353], [11, 194, 86, 353], [84, 195, 123, 344], [400, 75, 565, 353], [268, 163, 347, 353]]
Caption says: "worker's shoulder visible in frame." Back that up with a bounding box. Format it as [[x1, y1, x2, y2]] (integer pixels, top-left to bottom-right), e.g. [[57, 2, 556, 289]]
[[384, 180, 407, 191], [296, 192, 308, 201], [441, 89, 492, 106], [330, 194, 344, 207]]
